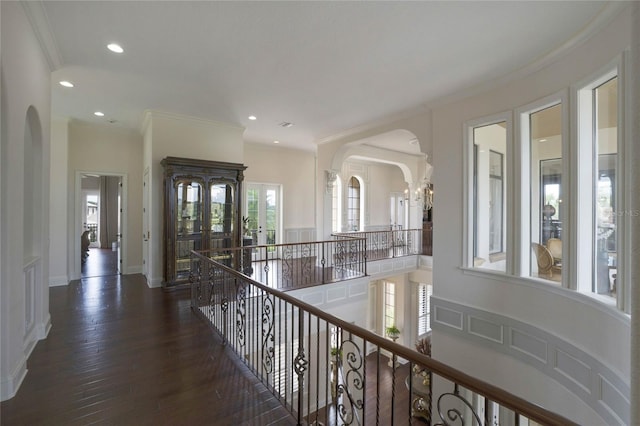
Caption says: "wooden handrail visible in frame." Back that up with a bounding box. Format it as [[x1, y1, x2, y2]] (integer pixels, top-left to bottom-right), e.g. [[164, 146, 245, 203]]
[[191, 250, 577, 426]]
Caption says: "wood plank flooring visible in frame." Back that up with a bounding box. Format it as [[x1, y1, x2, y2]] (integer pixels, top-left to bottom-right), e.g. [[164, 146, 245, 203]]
[[82, 247, 119, 278], [0, 274, 296, 426]]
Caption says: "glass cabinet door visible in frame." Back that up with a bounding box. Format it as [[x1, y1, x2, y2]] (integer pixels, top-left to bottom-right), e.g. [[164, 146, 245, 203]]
[[175, 179, 203, 278], [210, 182, 235, 252]]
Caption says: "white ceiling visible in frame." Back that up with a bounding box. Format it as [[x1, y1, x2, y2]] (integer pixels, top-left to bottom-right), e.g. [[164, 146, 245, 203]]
[[36, 1, 614, 152]]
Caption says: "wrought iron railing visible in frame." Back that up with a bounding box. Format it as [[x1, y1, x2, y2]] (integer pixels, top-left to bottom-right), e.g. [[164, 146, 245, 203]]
[[199, 236, 367, 290], [190, 252, 577, 426], [332, 229, 422, 261], [86, 223, 98, 242]]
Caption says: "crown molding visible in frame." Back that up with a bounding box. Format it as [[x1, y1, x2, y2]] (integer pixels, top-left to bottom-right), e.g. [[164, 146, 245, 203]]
[[426, 1, 631, 110], [139, 109, 245, 133], [21, 1, 63, 71]]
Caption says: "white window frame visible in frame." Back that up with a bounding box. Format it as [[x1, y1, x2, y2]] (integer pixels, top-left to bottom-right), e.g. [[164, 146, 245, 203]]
[[417, 283, 432, 337], [515, 90, 568, 284], [463, 112, 513, 274], [347, 175, 364, 232], [384, 281, 395, 332], [572, 54, 628, 312]]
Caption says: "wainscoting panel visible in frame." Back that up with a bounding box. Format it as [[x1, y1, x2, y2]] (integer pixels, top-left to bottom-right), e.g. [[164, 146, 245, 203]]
[[23, 258, 39, 357], [599, 375, 628, 423], [289, 276, 369, 311], [366, 256, 420, 280], [468, 315, 503, 344], [284, 228, 316, 244], [553, 348, 591, 392], [433, 305, 463, 330], [349, 281, 368, 297], [326, 286, 347, 303], [510, 328, 547, 364], [431, 297, 629, 426]]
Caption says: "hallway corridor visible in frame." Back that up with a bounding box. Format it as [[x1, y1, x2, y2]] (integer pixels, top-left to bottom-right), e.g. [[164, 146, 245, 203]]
[[0, 274, 295, 425], [81, 247, 119, 278]]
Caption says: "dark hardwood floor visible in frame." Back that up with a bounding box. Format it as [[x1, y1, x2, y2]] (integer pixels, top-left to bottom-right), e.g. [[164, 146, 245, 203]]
[[82, 247, 119, 278], [0, 274, 296, 425]]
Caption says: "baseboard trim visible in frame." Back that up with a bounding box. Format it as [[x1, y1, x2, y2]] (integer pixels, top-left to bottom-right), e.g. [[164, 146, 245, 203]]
[[0, 356, 27, 402], [49, 275, 69, 287], [38, 314, 52, 339], [147, 277, 163, 288], [125, 265, 142, 274]]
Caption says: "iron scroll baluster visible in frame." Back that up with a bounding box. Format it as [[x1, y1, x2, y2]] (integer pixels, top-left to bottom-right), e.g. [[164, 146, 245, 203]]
[[434, 384, 483, 426], [261, 294, 275, 374], [236, 279, 246, 349], [336, 339, 364, 425], [294, 308, 308, 425]]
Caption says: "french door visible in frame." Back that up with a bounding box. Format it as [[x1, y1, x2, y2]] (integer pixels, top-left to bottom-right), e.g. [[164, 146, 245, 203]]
[[390, 192, 406, 230], [245, 184, 280, 259]]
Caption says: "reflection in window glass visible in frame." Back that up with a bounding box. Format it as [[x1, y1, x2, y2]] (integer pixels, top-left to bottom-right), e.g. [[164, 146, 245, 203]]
[[210, 184, 233, 233], [530, 104, 563, 282], [472, 122, 507, 271], [594, 77, 617, 296], [177, 181, 202, 235], [489, 151, 503, 254]]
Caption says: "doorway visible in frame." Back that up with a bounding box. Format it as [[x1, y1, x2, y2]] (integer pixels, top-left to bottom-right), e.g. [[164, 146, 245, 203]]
[[245, 183, 281, 260], [78, 173, 125, 279]]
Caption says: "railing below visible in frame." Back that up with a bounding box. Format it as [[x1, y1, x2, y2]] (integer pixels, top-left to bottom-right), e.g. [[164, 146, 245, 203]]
[[86, 223, 98, 242], [190, 252, 577, 426], [333, 228, 422, 261], [196, 235, 367, 291]]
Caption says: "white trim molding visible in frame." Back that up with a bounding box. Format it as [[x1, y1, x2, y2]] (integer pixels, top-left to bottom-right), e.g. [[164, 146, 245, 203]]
[[431, 297, 630, 425]]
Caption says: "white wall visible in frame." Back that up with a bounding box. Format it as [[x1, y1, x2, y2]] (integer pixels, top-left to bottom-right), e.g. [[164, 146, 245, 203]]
[[1, 1, 52, 400], [244, 142, 316, 231], [430, 7, 632, 424], [341, 159, 407, 230], [67, 121, 144, 278], [49, 118, 69, 286], [317, 115, 431, 239]]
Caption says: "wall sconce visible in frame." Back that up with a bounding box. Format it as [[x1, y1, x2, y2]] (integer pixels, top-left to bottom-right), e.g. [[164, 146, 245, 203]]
[[414, 182, 434, 210], [424, 184, 434, 211]]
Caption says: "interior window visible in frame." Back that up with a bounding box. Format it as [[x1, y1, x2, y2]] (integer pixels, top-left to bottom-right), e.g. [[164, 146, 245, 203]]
[[417, 283, 432, 337], [472, 122, 507, 271], [529, 104, 564, 283], [384, 281, 395, 333], [347, 176, 361, 231]]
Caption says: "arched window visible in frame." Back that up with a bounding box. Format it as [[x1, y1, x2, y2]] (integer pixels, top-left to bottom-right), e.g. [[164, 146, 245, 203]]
[[347, 176, 361, 231]]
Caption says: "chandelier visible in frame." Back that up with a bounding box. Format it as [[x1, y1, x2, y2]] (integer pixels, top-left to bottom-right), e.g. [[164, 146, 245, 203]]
[[414, 155, 433, 211]]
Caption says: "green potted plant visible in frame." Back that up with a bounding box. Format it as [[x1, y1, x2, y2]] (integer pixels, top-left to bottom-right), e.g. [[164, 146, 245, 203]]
[[386, 325, 400, 341]]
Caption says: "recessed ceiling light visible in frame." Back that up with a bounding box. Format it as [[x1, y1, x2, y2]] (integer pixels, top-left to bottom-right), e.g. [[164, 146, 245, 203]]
[[273, 140, 280, 144], [248, 115, 257, 120], [539, 138, 547, 142], [278, 122, 294, 128], [94, 111, 105, 117], [59, 81, 74, 88], [107, 43, 124, 53]]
